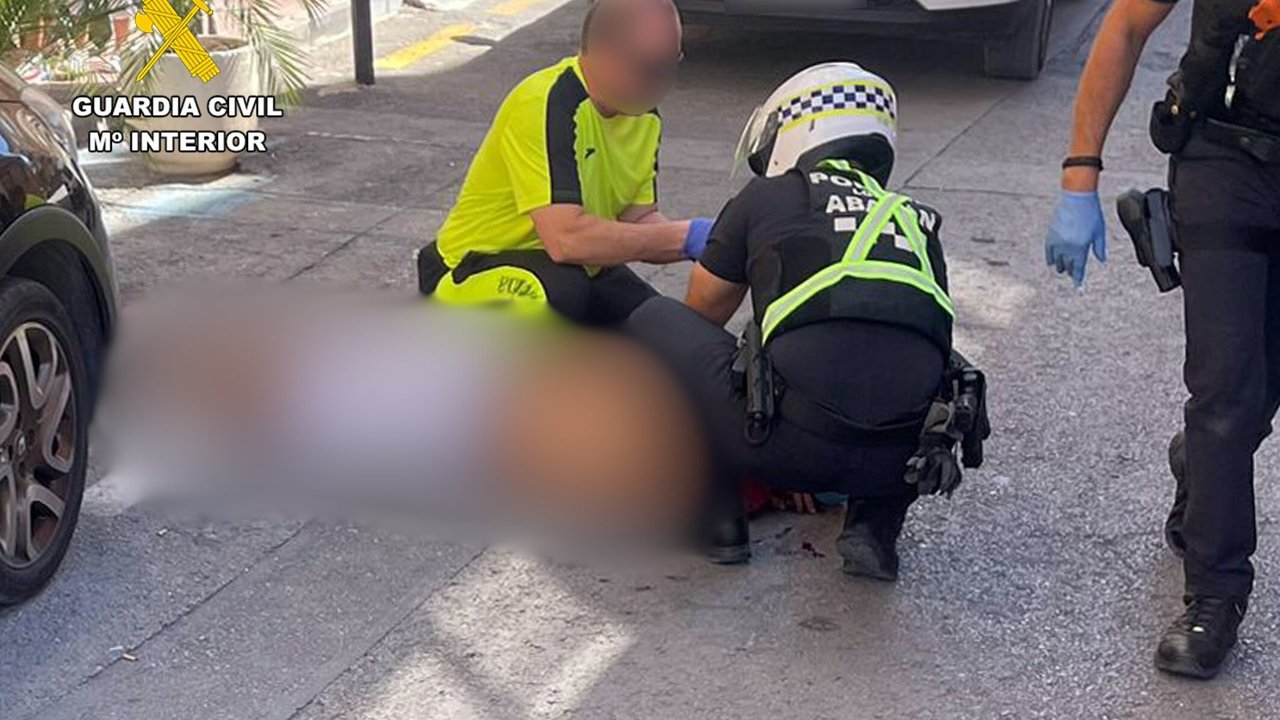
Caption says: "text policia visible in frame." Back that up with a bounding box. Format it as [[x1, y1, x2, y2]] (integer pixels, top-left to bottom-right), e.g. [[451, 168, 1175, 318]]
[[73, 95, 282, 154]]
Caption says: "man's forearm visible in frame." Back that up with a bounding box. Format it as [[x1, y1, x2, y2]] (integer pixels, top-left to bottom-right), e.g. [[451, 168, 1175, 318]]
[[685, 264, 747, 327], [1063, 0, 1172, 191], [619, 204, 670, 225], [685, 289, 740, 327], [545, 212, 690, 266]]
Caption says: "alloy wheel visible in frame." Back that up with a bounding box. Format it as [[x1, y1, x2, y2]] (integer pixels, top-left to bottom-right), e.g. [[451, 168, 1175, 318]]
[[0, 321, 77, 569]]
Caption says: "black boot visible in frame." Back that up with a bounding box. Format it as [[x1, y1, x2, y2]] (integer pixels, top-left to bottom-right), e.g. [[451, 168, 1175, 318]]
[[1154, 596, 1247, 679], [705, 512, 750, 565], [700, 478, 750, 565], [1165, 431, 1188, 558], [837, 496, 910, 582]]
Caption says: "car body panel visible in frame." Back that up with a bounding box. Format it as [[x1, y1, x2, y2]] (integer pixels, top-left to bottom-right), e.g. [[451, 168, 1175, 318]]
[[915, 0, 1021, 10], [675, 0, 1029, 40], [677, 0, 1022, 19], [0, 65, 25, 103], [0, 75, 118, 339], [0, 206, 119, 333]]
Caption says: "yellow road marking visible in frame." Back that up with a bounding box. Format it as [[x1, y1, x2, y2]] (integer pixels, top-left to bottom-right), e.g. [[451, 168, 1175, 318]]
[[376, 22, 477, 70], [490, 0, 544, 16]]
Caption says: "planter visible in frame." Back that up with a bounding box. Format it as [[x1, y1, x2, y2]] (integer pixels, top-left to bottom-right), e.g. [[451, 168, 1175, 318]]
[[129, 35, 258, 177], [18, 23, 48, 52], [111, 14, 132, 49]]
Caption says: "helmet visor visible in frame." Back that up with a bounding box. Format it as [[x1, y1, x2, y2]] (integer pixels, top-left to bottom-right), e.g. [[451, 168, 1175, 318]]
[[730, 103, 780, 179]]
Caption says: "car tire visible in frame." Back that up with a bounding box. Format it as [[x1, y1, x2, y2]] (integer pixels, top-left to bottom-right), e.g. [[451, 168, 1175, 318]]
[[983, 0, 1053, 80], [0, 278, 90, 606]]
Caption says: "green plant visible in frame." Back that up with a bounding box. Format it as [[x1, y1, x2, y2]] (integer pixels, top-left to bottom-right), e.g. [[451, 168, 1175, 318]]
[[1, 0, 326, 101], [0, 0, 127, 60]]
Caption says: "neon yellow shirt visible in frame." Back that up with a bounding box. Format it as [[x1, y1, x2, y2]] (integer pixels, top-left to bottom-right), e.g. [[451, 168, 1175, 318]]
[[435, 56, 662, 268]]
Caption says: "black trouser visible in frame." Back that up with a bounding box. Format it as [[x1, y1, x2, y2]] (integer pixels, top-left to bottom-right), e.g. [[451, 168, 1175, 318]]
[[1171, 132, 1280, 599], [626, 296, 941, 507], [418, 242, 658, 326]]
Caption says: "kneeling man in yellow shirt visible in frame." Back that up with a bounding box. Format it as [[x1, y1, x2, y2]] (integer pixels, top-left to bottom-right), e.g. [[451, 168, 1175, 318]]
[[417, 0, 713, 325]]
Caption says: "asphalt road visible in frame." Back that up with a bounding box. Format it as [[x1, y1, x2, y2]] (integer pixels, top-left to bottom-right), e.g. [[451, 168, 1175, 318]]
[[5, 0, 1279, 718]]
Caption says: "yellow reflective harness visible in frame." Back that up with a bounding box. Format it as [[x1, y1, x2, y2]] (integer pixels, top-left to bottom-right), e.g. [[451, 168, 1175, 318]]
[[759, 159, 955, 344]]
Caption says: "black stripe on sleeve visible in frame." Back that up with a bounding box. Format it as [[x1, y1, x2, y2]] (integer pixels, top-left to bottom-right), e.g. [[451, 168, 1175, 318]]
[[546, 68, 588, 205], [650, 109, 661, 201], [652, 152, 659, 201]]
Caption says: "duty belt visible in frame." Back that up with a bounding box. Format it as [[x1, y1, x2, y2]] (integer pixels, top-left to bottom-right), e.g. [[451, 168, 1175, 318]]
[[1201, 119, 1280, 163]]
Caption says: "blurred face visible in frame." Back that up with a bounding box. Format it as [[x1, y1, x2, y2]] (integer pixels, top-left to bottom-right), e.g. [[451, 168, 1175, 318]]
[[583, 8, 683, 116]]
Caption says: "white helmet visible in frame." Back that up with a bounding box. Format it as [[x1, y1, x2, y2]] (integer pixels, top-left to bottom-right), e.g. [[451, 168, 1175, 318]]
[[734, 63, 898, 182]]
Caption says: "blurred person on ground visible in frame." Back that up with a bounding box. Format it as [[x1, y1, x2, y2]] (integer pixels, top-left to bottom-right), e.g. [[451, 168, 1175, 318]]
[[628, 64, 988, 580], [1046, 0, 1280, 678], [415, 0, 716, 326], [98, 286, 709, 558]]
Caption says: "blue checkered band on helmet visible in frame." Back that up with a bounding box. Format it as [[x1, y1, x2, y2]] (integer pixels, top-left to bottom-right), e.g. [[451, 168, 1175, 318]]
[[777, 83, 897, 124]]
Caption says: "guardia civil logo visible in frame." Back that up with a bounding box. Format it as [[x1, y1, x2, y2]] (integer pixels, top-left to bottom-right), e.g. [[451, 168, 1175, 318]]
[[133, 0, 220, 84]]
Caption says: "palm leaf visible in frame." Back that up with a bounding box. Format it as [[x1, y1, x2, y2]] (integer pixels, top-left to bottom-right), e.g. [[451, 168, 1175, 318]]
[[229, 0, 321, 103], [0, 0, 134, 57], [6, 0, 328, 106]]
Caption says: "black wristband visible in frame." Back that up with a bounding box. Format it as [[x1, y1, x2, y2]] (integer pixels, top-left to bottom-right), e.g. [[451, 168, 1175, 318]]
[[1062, 155, 1104, 171]]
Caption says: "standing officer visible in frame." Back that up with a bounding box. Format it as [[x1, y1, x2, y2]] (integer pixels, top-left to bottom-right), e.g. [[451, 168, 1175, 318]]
[[1047, 0, 1280, 678], [416, 0, 714, 325], [629, 63, 986, 578]]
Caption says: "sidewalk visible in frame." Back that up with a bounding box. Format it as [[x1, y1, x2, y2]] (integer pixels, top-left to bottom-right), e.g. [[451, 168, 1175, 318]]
[[40, 0, 1280, 717], [83, 0, 579, 299]]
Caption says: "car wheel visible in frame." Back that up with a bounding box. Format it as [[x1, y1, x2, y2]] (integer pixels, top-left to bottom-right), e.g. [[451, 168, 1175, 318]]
[[983, 0, 1053, 80], [0, 278, 89, 606]]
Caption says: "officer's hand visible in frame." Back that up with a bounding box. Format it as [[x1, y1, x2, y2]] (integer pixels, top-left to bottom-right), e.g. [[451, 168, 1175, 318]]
[[1045, 190, 1107, 288], [684, 218, 715, 260], [904, 435, 962, 497]]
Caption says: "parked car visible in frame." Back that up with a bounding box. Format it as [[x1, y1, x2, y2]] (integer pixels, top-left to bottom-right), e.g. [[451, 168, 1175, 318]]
[[675, 0, 1054, 80], [0, 65, 118, 604]]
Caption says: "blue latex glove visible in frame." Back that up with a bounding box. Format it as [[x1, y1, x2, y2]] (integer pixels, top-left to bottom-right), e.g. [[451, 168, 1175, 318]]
[[1046, 191, 1107, 288], [684, 217, 715, 260]]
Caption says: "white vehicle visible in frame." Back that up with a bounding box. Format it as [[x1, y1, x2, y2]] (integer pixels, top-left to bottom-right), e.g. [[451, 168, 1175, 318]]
[[675, 0, 1054, 80]]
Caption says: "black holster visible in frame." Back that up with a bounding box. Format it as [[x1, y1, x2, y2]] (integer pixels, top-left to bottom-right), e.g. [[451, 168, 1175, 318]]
[[1151, 92, 1197, 155], [947, 351, 990, 470], [731, 323, 776, 446], [1117, 188, 1181, 292]]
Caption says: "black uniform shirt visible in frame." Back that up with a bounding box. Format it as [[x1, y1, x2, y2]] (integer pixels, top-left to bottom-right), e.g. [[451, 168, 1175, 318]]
[[701, 172, 812, 294], [1152, 0, 1280, 131], [699, 172, 946, 426]]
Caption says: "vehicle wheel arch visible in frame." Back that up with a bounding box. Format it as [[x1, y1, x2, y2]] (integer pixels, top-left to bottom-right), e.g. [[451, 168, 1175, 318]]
[[0, 207, 117, 410]]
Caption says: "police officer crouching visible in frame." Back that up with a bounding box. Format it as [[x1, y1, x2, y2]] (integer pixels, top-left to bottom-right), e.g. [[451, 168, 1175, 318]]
[[1048, 0, 1280, 678], [628, 64, 989, 581]]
